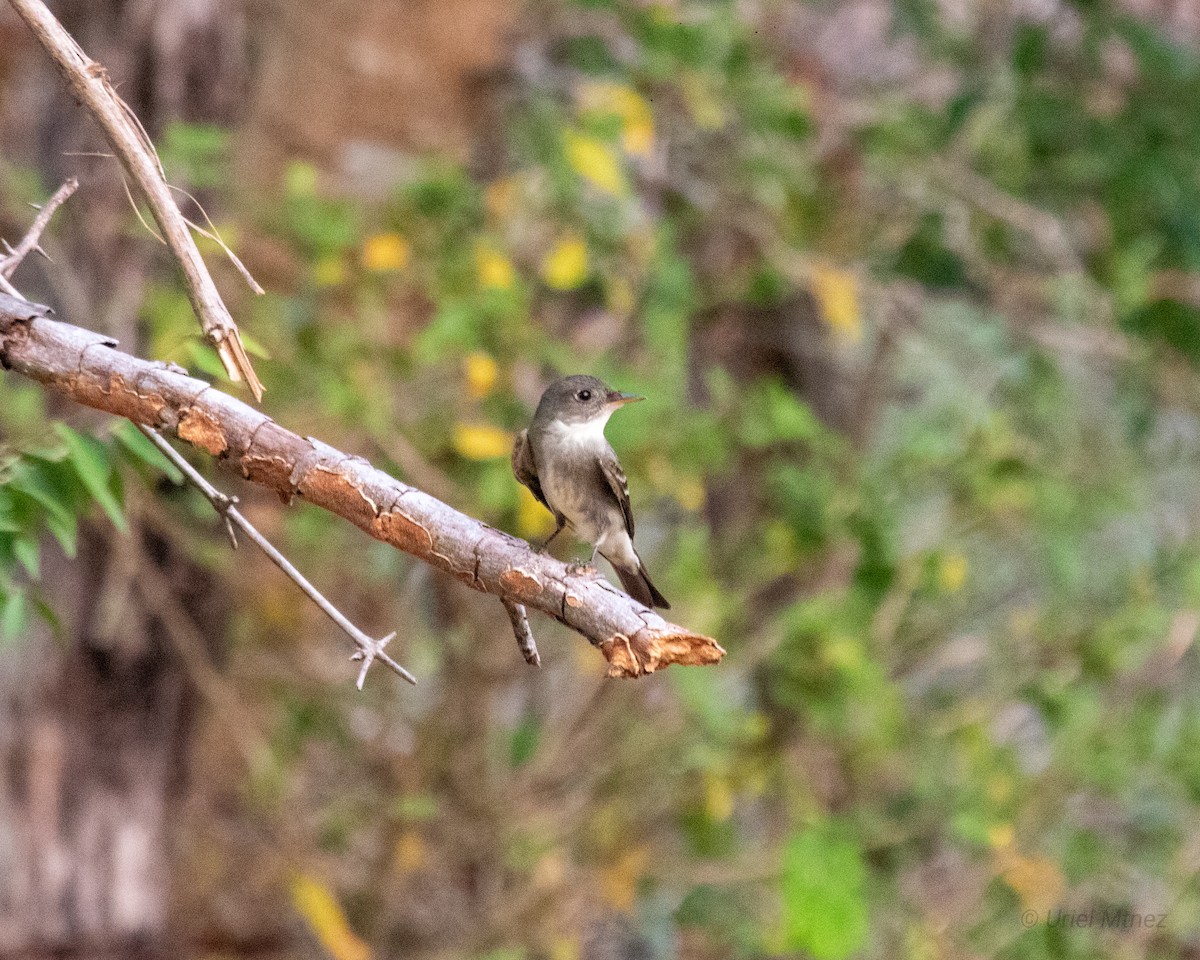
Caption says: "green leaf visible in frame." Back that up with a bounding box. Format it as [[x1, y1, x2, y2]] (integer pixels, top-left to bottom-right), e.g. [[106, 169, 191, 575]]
[[0, 492, 19, 534], [779, 821, 869, 959], [390, 793, 438, 821], [44, 509, 78, 558], [741, 380, 821, 448], [510, 714, 541, 768], [54, 424, 128, 532], [32, 595, 62, 639], [894, 215, 968, 290], [113, 421, 184, 484], [1, 588, 27, 642], [1122, 299, 1200, 365], [9, 464, 79, 557], [238, 329, 272, 360], [186, 341, 229, 379], [159, 121, 230, 189], [12, 537, 38, 579]]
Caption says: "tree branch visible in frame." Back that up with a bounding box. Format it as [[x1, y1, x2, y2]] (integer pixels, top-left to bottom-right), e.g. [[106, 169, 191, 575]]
[[0, 296, 725, 677], [0, 177, 77, 279], [7, 0, 264, 400], [503, 598, 540, 667]]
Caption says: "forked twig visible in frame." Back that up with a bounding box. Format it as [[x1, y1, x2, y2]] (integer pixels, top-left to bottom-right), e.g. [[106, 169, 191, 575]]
[[135, 424, 416, 688], [0, 177, 78, 279]]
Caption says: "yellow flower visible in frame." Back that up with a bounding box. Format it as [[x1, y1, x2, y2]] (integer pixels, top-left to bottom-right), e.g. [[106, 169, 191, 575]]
[[453, 423, 512, 460], [580, 81, 655, 157], [565, 131, 625, 195], [999, 851, 1066, 917], [517, 485, 558, 539], [474, 243, 516, 291], [599, 847, 649, 913], [393, 831, 426, 874], [675, 476, 706, 512], [290, 874, 371, 960], [938, 551, 968, 593], [313, 256, 347, 287], [810, 263, 861, 343], [541, 234, 589, 290], [988, 823, 1015, 850], [605, 277, 636, 316], [285, 162, 318, 196], [704, 769, 735, 822], [679, 71, 726, 131], [361, 232, 411, 273], [464, 351, 500, 399], [824, 636, 863, 670]]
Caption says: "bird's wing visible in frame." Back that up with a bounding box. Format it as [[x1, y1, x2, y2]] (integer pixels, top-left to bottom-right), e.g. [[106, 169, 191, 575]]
[[598, 449, 635, 538], [511, 429, 550, 510]]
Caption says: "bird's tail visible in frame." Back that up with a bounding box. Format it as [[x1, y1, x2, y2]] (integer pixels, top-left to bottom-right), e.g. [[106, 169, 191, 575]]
[[612, 551, 670, 610]]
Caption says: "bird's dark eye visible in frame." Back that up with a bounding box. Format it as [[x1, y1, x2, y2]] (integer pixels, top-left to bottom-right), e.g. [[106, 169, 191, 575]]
[[575, 389, 591, 402]]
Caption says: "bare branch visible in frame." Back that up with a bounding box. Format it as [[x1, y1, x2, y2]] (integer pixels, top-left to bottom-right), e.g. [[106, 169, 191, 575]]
[[503, 599, 540, 667], [8, 0, 264, 400], [0, 296, 725, 677], [927, 160, 1082, 274], [0, 177, 78, 279], [135, 424, 416, 687]]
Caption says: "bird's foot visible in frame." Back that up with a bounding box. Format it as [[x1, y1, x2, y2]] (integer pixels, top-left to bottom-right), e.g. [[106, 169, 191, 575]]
[[566, 560, 598, 576]]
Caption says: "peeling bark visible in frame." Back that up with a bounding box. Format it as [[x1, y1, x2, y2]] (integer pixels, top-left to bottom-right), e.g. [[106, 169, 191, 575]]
[[0, 295, 725, 677]]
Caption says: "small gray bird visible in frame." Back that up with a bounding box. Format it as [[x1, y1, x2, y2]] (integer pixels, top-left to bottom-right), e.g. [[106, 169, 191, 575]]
[[512, 374, 670, 609]]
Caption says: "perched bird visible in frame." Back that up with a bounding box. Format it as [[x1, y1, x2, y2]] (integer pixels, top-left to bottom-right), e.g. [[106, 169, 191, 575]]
[[512, 374, 670, 609]]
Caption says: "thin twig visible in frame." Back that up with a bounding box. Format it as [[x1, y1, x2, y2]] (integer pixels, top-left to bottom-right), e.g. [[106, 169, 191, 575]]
[[0, 177, 77, 279], [8, 0, 264, 400], [134, 423, 417, 688], [928, 160, 1082, 273], [503, 598, 540, 667], [167, 184, 266, 295]]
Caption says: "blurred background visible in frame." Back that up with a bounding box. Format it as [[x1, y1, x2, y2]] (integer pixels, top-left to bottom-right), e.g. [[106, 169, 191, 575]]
[[3, 0, 1200, 957]]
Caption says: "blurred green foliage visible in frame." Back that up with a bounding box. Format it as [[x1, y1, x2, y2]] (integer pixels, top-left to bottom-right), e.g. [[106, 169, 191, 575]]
[[0, 381, 165, 640], [7, 0, 1200, 957]]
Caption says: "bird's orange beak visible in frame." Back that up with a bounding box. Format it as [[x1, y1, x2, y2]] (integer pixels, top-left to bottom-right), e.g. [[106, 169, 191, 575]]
[[606, 390, 644, 408]]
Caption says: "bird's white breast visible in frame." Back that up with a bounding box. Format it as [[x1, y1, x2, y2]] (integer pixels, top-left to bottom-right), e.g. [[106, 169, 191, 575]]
[[542, 414, 612, 454], [538, 415, 613, 541]]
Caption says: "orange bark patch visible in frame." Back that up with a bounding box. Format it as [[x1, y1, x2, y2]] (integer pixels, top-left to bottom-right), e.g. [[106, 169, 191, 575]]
[[74, 373, 165, 423], [374, 508, 434, 554], [241, 452, 292, 489], [499, 568, 543, 600], [178, 406, 228, 455], [300, 467, 379, 527]]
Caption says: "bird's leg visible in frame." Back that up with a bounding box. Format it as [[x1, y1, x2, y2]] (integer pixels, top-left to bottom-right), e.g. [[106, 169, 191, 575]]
[[567, 545, 599, 576], [534, 516, 566, 554]]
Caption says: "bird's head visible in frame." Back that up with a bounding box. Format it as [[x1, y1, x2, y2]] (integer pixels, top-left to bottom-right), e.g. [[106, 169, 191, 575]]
[[534, 374, 643, 427]]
